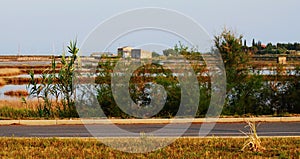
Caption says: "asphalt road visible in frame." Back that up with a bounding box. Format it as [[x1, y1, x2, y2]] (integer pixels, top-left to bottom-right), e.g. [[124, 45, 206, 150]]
[[0, 122, 299, 137]]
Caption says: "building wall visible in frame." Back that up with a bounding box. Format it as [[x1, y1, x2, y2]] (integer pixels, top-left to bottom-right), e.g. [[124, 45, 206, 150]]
[[118, 46, 133, 58], [118, 47, 152, 59], [141, 50, 152, 59], [131, 49, 152, 59], [131, 49, 140, 59], [278, 56, 287, 64]]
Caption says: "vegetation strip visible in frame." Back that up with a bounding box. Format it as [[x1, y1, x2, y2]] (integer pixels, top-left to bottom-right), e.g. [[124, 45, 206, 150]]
[[0, 137, 299, 158], [1, 30, 300, 119]]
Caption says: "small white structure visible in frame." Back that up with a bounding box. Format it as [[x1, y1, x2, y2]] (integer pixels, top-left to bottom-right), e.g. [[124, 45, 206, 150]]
[[118, 46, 133, 58], [277, 56, 287, 64], [117, 46, 152, 59]]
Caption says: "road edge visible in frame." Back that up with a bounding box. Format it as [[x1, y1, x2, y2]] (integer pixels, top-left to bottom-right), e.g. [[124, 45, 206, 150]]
[[0, 117, 300, 125]]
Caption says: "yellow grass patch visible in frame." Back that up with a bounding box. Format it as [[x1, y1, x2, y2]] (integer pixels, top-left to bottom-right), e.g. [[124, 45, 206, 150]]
[[4, 90, 29, 97], [0, 68, 22, 77], [0, 99, 39, 109], [0, 78, 6, 86], [0, 137, 299, 158], [0, 98, 64, 110]]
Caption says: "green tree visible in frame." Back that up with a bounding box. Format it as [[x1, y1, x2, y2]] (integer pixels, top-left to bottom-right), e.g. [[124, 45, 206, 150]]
[[174, 41, 189, 56], [163, 48, 177, 56], [252, 39, 256, 47], [214, 29, 263, 115], [152, 51, 160, 57]]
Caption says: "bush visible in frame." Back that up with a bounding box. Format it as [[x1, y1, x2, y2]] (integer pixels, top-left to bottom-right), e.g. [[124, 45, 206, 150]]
[[27, 41, 79, 118]]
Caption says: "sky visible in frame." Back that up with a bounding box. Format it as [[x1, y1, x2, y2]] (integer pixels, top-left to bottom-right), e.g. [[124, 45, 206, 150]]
[[0, 0, 300, 55]]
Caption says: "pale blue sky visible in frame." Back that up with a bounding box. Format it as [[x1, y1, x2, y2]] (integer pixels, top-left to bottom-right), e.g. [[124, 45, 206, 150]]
[[0, 0, 299, 54]]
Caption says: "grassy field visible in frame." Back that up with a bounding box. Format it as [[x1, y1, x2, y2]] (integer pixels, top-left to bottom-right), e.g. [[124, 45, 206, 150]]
[[0, 137, 299, 158]]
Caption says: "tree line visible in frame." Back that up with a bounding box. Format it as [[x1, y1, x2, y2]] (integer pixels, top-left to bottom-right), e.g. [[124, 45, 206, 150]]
[[94, 29, 300, 118], [246, 39, 300, 54], [26, 30, 300, 118]]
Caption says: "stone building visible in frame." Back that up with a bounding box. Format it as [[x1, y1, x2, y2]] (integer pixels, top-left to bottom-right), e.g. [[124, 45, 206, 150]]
[[117, 46, 152, 59], [131, 49, 152, 59], [277, 56, 287, 64], [118, 46, 133, 58]]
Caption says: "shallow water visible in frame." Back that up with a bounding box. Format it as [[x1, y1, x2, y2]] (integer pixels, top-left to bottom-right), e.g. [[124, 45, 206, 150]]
[[0, 68, 296, 100]]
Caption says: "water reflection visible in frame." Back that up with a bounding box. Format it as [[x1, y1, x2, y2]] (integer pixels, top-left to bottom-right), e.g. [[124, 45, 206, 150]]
[[0, 84, 28, 100], [0, 68, 297, 100]]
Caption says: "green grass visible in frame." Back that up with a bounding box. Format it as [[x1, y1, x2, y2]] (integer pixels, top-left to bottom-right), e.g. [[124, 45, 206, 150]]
[[1, 106, 299, 119], [0, 106, 39, 119], [0, 137, 299, 158]]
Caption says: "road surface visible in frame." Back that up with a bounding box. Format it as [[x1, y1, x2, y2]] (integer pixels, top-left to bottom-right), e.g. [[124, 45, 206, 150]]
[[0, 122, 299, 137]]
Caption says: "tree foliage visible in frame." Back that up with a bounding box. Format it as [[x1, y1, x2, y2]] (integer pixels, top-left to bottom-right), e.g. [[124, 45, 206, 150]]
[[215, 29, 265, 115]]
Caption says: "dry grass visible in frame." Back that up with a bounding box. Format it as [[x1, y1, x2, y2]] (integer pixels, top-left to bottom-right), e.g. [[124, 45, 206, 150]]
[[0, 98, 64, 112], [0, 99, 40, 109], [4, 77, 30, 85], [0, 68, 22, 77], [0, 99, 64, 119], [4, 90, 29, 97], [0, 78, 6, 86], [0, 137, 299, 158], [240, 121, 265, 152], [0, 99, 68, 119], [4, 77, 44, 85]]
